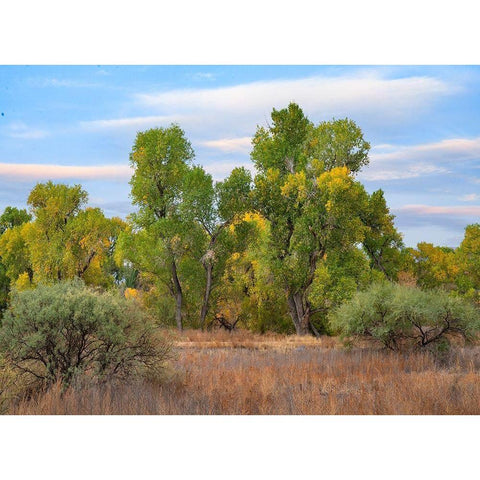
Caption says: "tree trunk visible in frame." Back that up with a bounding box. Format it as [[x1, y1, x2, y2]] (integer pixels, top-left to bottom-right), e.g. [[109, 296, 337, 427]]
[[287, 291, 310, 335], [171, 259, 183, 331], [200, 262, 213, 330]]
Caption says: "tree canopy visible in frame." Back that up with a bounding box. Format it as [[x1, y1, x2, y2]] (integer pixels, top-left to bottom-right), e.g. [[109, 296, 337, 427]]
[[0, 102, 478, 339]]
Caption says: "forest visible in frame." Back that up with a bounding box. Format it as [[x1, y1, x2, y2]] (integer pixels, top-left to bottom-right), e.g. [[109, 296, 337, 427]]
[[1, 102, 480, 414]]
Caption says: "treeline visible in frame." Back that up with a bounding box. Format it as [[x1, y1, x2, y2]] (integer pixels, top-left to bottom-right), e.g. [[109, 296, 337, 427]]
[[0, 103, 479, 337]]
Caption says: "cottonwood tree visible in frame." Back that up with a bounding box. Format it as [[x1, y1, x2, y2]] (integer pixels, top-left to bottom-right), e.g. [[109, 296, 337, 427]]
[[408, 242, 459, 291], [251, 103, 378, 335], [128, 125, 195, 331], [455, 224, 480, 300], [215, 212, 293, 333], [0, 182, 122, 289], [181, 165, 252, 328], [0, 207, 31, 235], [0, 207, 32, 313], [361, 190, 405, 281]]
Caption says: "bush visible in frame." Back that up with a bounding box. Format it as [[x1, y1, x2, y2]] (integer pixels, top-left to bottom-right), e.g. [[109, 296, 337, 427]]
[[0, 279, 171, 386], [330, 282, 480, 350]]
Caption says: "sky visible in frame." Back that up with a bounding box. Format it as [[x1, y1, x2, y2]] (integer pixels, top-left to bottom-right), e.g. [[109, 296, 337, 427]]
[[0, 65, 479, 247]]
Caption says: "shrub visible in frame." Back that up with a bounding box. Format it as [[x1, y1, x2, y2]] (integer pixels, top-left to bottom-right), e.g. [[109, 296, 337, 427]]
[[330, 282, 480, 350], [0, 279, 171, 386]]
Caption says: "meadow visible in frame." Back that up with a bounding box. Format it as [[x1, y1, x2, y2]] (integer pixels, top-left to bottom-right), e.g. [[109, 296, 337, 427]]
[[10, 330, 480, 415]]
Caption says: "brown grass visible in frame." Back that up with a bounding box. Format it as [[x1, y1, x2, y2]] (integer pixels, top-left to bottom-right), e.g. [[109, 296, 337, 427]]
[[9, 330, 480, 414]]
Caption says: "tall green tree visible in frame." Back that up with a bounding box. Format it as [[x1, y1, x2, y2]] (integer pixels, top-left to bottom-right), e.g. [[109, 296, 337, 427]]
[[251, 103, 376, 335], [128, 125, 195, 331]]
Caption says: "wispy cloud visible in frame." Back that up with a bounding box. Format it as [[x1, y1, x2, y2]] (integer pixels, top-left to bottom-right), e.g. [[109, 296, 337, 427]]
[[370, 137, 480, 164], [136, 73, 456, 123], [28, 78, 100, 88], [203, 160, 255, 181], [0, 162, 132, 182], [191, 72, 216, 81], [201, 137, 252, 153], [392, 204, 480, 239], [360, 163, 449, 181], [397, 204, 480, 216], [361, 136, 480, 182], [79, 115, 186, 131], [77, 72, 459, 155], [4, 122, 49, 140], [459, 193, 480, 202]]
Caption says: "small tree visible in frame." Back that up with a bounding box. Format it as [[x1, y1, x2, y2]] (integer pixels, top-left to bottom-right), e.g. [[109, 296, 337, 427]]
[[181, 165, 252, 329], [330, 282, 480, 350], [0, 280, 171, 386]]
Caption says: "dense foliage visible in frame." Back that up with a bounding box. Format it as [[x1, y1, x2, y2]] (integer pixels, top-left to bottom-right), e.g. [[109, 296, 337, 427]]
[[331, 282, 480, 350], [0, 102, 478, 341], [0, 280, 170, 386]]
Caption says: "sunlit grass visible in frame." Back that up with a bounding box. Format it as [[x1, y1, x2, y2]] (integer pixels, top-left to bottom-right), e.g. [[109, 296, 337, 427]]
[[10, 330, 480, 414]]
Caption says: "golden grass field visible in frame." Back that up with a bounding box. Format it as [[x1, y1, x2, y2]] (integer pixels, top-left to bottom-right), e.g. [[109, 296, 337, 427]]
[[10, 329, 480, 414]]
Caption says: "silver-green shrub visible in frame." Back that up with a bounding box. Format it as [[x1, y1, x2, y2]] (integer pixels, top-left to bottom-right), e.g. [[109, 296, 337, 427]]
[[0, 279, 171, 386], [330, 282, 480, 350]]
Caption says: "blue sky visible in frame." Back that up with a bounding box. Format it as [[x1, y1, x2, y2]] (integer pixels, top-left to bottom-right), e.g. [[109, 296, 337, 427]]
[[1, 65, 480, 247]]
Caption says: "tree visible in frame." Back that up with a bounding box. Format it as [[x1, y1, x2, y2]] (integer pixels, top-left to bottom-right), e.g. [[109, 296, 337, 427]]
[[251, 103, 373, 335], [409, 242, 458, 290], [25, 181, 88, 282], [181, 165, 252, 328], [330, 282, 480, 350], [0, 183, 124, 290], [216, 212, 293, 334], [0, 207, 32, 313], [361, 190, 405, 281], [308, 117, 370, 172], [0, 279, 171, 386], [0, 207, 31, 234], [128, 125, 195, 331], [308, 246, 380, 333], [0, 222, 33, 288], [456, 224, 480, 300], [62, 208, 125, 285]]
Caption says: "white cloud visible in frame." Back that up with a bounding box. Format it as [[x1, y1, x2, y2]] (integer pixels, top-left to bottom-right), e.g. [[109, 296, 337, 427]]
[[191, 72, 216, 81], [370, 137, 480, 164], [360, 163, 449, 181], [201, 137, 252, 153], [392, 204, 480, 237], [203, 161, 255, 181], [459, 193, 480, 202], [5, 122, 49, 139], [0, 162, 132, 182], [72, 72, 465, 187], [79, 72, 458, 147], [361, 136, 480, 182], [29, 78, 100, 88], [80, 115, 187, 131], [136, 73, 455, 123], [396, 204, 480, 216]]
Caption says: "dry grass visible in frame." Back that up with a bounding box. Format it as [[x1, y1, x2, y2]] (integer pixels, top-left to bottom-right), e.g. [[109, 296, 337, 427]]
[[9, 330, 480, 415], [175, 329, 339, 349]]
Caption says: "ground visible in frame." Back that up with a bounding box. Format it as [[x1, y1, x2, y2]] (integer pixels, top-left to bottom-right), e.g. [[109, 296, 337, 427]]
[[10, 329, 480, 414]]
